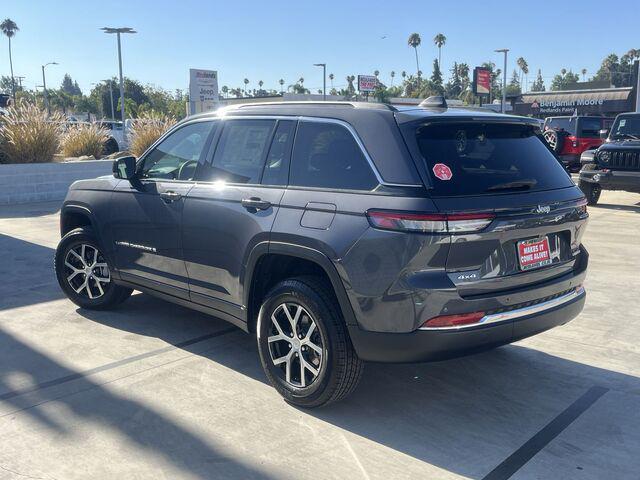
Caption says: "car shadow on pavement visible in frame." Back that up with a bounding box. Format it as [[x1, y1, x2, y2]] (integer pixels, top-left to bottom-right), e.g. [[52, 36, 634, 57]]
[[0, 325, 278, 480], [0, 233, 64, 311], [75, 294, 640, 479], [0, 201, 61, 219]]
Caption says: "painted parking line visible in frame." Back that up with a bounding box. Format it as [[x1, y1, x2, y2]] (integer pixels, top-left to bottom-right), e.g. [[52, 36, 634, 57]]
[[482, 386, 609, 480], [0, 327, 237, 402]]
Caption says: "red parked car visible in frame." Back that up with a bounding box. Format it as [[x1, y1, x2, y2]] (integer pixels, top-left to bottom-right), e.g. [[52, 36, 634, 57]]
[[543, 116, 614, 172]]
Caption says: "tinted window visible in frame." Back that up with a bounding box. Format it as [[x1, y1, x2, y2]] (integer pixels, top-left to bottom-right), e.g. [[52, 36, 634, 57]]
[[140, 121, 215, 181], [544, 117, 577, 136], [414, 122, 574, 197], [290, 121, 377, 190], [201, 119, 275, 184], [262, 120, 295, 185], [579, 117, 603, 138]]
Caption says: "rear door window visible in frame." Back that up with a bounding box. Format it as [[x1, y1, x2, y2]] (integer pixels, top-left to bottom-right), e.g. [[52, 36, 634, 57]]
[[290, 121, 378, 190], [262, 120, 295, 186], [544, 117, 577, 136], [412, 122, 574, 197]]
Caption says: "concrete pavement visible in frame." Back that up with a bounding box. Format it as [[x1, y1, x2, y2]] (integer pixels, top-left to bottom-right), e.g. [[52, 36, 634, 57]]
[[0, 190, 639, 479]]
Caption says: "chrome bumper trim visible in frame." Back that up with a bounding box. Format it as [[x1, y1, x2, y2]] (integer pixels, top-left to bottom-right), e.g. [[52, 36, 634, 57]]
[[420, 287, 585, 331]]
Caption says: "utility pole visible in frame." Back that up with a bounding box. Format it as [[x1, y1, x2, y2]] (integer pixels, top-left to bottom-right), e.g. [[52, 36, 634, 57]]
[[41, 62, 58, 116], [495, 48, 509, 113], [101, 27, 136, 123], [314, 63, 327, 101]]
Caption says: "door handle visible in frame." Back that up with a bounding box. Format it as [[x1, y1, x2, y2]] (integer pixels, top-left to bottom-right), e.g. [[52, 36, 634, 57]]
[[160, 191, 182, 203], [241, 197, 271, 211]]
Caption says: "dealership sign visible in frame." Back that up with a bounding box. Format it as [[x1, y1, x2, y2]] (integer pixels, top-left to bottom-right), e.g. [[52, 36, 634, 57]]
[[189, 69, 219, 114], [358, 75, 377, 93], [515, 88, 633, 116], [473, 67, 491, 96]]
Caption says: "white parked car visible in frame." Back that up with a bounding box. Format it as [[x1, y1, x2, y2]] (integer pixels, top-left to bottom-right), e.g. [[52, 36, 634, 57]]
[[95, 120, 129, 154]]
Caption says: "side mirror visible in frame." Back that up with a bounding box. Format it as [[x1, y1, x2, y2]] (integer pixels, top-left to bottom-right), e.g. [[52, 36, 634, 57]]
[[599, 129, 609, 140], [113, 156, 137, 180]]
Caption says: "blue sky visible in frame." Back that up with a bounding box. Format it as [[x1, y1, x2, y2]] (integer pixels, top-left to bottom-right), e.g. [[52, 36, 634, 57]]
[[2, 0, 638, 95]]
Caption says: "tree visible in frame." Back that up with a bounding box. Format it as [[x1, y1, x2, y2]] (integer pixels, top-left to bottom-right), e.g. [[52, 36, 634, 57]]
[[243, 78, 249, 95], [506, 69, 521, 96], [390, 71, 395, 86], [61, 74, 82, 96], [531, 69, 545, 92], [430, 59, 444, 95], [516, 57, 529, 91], [433, 33, 446, 68], [1, 18, 19, 101], [581, 68, 587, 81], [328, 73, 334, 89], [445, 62, 462, 99], [401, 70, 407, 81], [221, 85, 229, 98], [374, 70, 380, 79], [481, 62, 502, 102], [550, 69, 579, 91], [407, 33, 422, 84]]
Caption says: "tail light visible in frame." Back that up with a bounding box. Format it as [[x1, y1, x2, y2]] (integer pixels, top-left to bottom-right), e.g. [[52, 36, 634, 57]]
[[366, 210, 495, 234], [420, 311, 486, 329]]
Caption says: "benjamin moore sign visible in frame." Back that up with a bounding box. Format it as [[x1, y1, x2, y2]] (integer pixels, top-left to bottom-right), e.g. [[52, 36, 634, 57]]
[[515, 88, 633, 116]]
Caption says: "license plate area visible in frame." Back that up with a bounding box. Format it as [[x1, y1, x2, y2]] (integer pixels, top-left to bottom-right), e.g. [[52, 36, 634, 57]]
[[517, 236, 552, 271]]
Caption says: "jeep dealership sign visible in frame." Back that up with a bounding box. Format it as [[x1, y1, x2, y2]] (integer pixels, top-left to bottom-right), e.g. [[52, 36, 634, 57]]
[[189, 69, 219, 114]]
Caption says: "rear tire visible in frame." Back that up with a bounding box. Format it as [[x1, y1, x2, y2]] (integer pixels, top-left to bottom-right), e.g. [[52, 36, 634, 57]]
[[55, 227, 132, 310], [256, 276, 363, 408]]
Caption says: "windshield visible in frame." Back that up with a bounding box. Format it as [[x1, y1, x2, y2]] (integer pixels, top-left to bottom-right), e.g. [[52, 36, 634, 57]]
[[610, 115, 640, 139], [413, 122, 574, 197], [543, 117, 577, 136]]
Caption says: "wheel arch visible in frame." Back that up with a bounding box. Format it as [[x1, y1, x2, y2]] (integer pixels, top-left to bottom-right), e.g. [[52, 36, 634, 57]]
[[60, 204, 99, 237], [244, 242, 357, 333]]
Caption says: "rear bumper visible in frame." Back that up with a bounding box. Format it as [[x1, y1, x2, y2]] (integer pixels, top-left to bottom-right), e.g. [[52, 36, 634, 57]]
[[579, 168, 640, 192], [348, 287, 586, 363]]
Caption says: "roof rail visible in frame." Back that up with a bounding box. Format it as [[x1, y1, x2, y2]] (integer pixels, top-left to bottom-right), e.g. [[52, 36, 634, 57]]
[[227, 101, 396, 112]]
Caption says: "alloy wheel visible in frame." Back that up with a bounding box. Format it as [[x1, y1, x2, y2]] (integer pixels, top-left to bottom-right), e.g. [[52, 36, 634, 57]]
[[64, 244, 111, 299], [268, 303, 324, 388]]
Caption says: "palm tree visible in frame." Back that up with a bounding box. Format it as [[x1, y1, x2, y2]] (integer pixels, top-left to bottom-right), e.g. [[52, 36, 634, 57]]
[[278, 78, 284, 94], [407, 33, 422, 84], [243, 78, 249, 96], [221, 85, 229, 98], [329, 73, 334, 89], [258, 80, 264, 95], [390, 71, 395, 86], [516, 57, 529, 91], [433, 33, 446, 68], [298, 77, 304, 88], [1, 18, 19, 101], [581, 68, 587, 81], [374, 70, 379, 78], [401, 70, 407, 81]]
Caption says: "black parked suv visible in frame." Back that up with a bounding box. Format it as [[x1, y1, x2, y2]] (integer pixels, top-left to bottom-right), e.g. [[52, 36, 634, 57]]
[[579, 112, 640, 205], [55, 101, 589, 407]]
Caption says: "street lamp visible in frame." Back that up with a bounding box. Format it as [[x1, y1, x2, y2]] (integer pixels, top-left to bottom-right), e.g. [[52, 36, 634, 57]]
[[101, 27, 136, 123], [314, 63, 326, 101], [41, 61, 58, 116], [494, 48, 509, 113]]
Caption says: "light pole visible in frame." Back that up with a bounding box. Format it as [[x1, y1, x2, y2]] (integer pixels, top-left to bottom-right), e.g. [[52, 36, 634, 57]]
[[495, 48, 509, 113], [41, 61, 58, 116], [314, 63, 326, 101], [102, 79, 116, 119], [101, 27, 136, 123]]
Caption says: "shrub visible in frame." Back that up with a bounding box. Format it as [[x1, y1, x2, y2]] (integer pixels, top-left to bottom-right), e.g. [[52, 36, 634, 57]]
[[0, 101, 63, 164], [62, 123, 109, 159], [129, 111, 176, 157]]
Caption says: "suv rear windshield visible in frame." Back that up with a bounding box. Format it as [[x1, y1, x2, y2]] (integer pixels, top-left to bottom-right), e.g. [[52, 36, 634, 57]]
[[413, 122, 574, 197], [543, 117, 577, 136]]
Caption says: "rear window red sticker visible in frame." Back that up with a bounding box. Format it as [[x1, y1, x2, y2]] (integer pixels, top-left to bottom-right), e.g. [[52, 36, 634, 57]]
[[433, 163, 453, 181]]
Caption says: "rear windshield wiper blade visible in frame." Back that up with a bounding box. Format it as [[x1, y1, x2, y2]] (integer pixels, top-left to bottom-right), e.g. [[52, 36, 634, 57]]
[[486, 179, 537, 192]]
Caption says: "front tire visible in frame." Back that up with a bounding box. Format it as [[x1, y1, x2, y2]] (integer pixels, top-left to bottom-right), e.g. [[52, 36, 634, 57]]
[[55, 227, 132, 309], [257, 276, 363, 408], [579, 163, 602, 205]]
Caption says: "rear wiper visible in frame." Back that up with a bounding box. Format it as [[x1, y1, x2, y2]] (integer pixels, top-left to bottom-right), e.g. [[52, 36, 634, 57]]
[[486, 179, 537, 192]]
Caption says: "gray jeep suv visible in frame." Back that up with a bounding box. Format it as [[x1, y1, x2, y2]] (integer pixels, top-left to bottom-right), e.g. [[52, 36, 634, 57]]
[[55, 100, 589, 407]]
